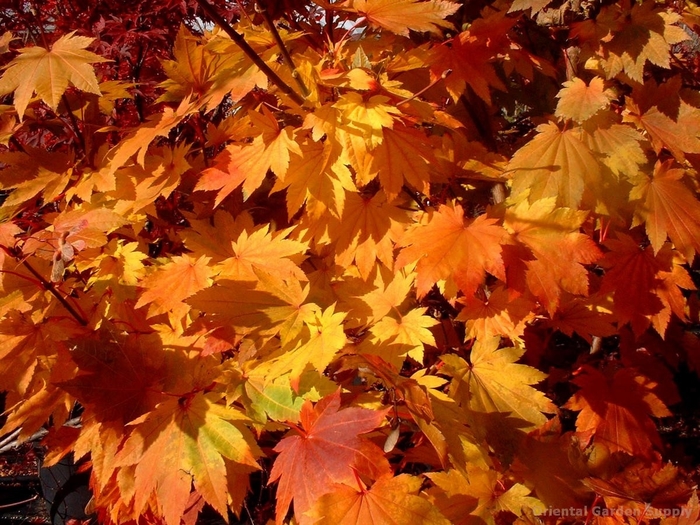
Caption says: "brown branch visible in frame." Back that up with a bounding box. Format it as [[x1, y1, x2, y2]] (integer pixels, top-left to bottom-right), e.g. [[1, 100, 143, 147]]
[[21, 259, 88, 326], [195, 0, 306, 107], [61, 94, 86, 156], [256, 0, 310, 98], [1, 245, 89, 326]]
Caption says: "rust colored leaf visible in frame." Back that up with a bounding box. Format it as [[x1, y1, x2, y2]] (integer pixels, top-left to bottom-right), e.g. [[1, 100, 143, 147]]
[[269, 390, 391, 525]]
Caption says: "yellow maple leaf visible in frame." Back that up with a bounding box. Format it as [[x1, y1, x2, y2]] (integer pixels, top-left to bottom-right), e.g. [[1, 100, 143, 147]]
[[441, 337, 555, 430], [215, 225, 308, 282], [272, 139, 356, 220], [555, 77, 614, 123], [369, 307, 439, 363], [334, 93, 401, 148], [266, 305, 347, 385], [508, 121, 602, 209], [104, 97, 202, 175], [370, 125, 435, 199], [580, 113, 646, 177], [81, 239, 147, 288], [0, 31, 109, 120], [159, 25, 220, 103], [352, 0, 460, 37]]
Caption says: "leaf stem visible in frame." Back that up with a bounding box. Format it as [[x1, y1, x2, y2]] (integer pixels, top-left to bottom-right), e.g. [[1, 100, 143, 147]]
[[256, 0, 310, 98], [195, 0, 306, 107]]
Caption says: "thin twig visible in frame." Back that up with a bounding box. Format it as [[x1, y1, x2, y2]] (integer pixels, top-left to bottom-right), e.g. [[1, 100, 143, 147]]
[[195, 0, 306, 107], [0, 428, 21, 451], [21, 259, 88, 326], [0, 495, 38, 509], [255, 0, 310, 97]]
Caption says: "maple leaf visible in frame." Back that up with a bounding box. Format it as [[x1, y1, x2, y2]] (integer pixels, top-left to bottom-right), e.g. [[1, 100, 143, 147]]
[[427, 467, 545, 525], [331, 190, 409, 279], [0, 31, 109, 119], [545, 295, 617, 343], [262, 305, 347, 389], [196, 110, 303, 206], [351, 0, 460, 36], [135, 254, 214, 319], [584, 460, 692, 518], [555, 77, 614, 124], [116, 392, 261, 525], [508, 122, 603, 209], [396, 204, 508, 297], [429, 14, 511, 104], [580, 113, 647, 177], [272, 138, 356, 220], [308, 474, 450, 525], [631, 160, 700, 261], [159, 25, 219, 103], [0, 148, 74, 210], [624, 98, 700, 160], [364, 307, 439, 366], [214, 224, 307, 282], [596, 1, 689, 83], [457, 285, 534, 341], [334, 93, 401, 148], [566, 366, 671, 458], [59, 330, 167, 425], [599, 233, 694, 335], [370, 125, 436, 199], [441, 337, 555, 430], [504, 198, 602, 315], [269, 390, 391, 525], [104, 96, 201, 174], [187, 271, 310, 341]]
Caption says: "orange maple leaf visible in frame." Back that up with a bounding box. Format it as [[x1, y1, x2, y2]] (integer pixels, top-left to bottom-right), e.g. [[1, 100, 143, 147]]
[[599, 233, 694, 335], [429, 14, 511, 103], [504, 198, 602, 315], [135, 254, 214, 318], [566, 366, 671, 457], [269, 390, 391, 525], [331, 191, 409, 279], [307, 474, 450, 525], [396, 204, 508, 297], [116, 393, 261, 525], [352, 0, 460, 37], [631, 160, 700, 261]]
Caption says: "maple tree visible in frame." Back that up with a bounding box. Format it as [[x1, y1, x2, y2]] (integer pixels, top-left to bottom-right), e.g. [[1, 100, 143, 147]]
[[1, 0, 700, 524]]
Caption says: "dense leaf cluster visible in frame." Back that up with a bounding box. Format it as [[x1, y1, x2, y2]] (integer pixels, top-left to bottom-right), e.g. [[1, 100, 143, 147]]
[[1, 0, 700, 523]]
